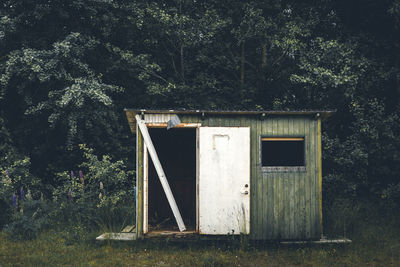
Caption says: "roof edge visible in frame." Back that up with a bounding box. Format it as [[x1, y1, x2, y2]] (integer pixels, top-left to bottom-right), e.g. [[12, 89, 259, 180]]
[[124, 109, 335, 134], [124, 108, 335, 116]]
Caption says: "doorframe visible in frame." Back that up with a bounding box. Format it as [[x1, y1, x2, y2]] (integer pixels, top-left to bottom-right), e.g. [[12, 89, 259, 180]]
[[143, 123, 201, 234]]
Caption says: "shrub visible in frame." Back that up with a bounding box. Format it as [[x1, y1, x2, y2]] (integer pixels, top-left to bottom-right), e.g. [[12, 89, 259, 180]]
[[51, 144, 135, 232], [3, 199, 52, 240], [323, 198, 361, 238], [0, 157, 43, 230]]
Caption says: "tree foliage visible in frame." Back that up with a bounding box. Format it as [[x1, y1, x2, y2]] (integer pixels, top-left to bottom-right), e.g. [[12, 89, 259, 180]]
[[0, 0, 399, 206]]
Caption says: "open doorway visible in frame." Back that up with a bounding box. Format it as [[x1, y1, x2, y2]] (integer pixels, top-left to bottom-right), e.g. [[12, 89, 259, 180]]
[[146, 128, 196, 232]]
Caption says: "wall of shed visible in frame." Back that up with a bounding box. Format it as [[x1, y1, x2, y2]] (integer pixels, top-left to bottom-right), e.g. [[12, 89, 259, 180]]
[[136, 114, 321, 240]]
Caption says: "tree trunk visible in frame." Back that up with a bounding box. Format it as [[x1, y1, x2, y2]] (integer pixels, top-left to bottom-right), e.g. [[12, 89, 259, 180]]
[[241, 42, 245, 86], [180, 44, 185, 83], [262, 42, 267, 68]]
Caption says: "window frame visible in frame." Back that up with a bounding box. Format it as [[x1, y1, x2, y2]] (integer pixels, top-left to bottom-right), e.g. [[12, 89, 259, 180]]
[[260, 135, 307, 172]]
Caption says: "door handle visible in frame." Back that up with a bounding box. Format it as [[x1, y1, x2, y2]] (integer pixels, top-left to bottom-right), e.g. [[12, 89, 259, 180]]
[[241, 191, 249, 195]]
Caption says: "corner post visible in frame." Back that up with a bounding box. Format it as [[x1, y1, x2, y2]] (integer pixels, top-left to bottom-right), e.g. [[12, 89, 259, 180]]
[[317, 116, 323, 238]]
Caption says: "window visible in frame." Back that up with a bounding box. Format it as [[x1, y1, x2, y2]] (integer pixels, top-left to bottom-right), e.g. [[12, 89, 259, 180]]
[[261, 137, 305, 171]]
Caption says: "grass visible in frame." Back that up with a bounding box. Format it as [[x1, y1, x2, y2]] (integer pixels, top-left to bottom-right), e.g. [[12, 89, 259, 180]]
[[0, 226, 399, 267], [1, 200, 399, 266]]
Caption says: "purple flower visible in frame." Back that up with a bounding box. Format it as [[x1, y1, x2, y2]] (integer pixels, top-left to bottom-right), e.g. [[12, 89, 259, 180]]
[[5, 170, 9, 177], [20, 187, 25, 201], [12, 193, 17, 209], [70, 171, 75, 179], [68, 189, 73, 201], [79, 170, 83, 179]]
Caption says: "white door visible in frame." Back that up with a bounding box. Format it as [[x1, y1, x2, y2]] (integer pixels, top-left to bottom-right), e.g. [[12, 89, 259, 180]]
[[198, 127, 250, 235]]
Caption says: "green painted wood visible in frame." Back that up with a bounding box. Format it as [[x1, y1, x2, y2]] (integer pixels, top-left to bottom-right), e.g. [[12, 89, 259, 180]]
[[256, 119, 262, 239], [299, 117, 305, 238], [310, 119, 315, 238], [135, 113, 321, 240], [288, 118, 295, 239], [271, 117, 279, 239], [312, 118, 318, 238], [250, 118, 258, 239], [293, 118, 300, 239], [137, 129, 143, 238], [255, 115, 322, 240], [304, 118, 310, 238], [261, 119, 267, 239], [313, 120, 320, 238], [279, 120, 285, 239], [205, 115, 215, 127], [308, 117, 314, 238], [266, 119, 274, 239], [283, 117, 289, 239]]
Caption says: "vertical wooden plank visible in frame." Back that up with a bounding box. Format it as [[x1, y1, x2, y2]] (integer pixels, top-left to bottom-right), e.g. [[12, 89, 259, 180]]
[[193, 114, 200, 123], [315, 119, 320, 238], [277, 118, 284, 239], [293, 117, 300, 239], [251, 117, 259, 239], [231, 115, 240, 127], [306, 117, 312, 239], [313, 119, 318, 238], [281, 116, 290, 239], [266, 118, 274, 239], [308, 118, 314, 238], [249, 117, 255, 239], [239, 116, 245, 127], [256, 117, 262, 239], [228, 115, 235, 127], [206, 115, 214, 127], [261, 118, 267, 239], [310, 118, 317, 238], [226, 115, 232, 127], [182, 114, 192, 124], [300, 117, 306, 239], [249, 117, 255, 238], [318, 118, 323, 238], [136, 127, 143, 238], [312, 119, 319, 238], [240, 116, 252, 236], [217, 116, 223, 126], [272, 117, 279, 239], [220, 116, 228, 127], [143, 143, 148, 234], [256, 117, 263, 239], [305, 117, 311, 239], [288, 117, 295, 239]]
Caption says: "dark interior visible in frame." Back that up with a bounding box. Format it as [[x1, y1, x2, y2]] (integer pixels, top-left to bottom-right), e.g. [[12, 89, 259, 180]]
[[262, 140, 305, 166], [148, 128, 196, 231]]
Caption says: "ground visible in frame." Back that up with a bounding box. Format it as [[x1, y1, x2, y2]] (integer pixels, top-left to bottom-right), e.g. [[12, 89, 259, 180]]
[[0, 230, 399, 266]]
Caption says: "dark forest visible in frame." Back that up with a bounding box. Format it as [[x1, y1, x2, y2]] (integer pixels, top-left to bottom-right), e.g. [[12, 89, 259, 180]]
[[0, 0, 399, 253]]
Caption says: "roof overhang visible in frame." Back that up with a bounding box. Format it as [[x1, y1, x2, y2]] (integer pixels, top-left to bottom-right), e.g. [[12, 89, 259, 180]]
[[124, 109, 335, 134]]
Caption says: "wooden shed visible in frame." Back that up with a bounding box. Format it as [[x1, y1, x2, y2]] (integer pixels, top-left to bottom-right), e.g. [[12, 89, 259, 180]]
[[125, 109, 334, 240]]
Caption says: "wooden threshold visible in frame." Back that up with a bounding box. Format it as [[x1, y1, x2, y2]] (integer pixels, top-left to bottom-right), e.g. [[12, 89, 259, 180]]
[[145, 230, 197, 238], [96, 232, 137, 241]]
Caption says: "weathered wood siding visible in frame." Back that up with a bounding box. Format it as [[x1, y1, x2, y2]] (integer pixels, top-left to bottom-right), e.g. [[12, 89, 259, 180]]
[[136, 114, 322, 240]]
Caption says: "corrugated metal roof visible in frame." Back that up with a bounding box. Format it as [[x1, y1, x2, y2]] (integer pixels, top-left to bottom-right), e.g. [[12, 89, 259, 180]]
[[124, 108, 335, 134]]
